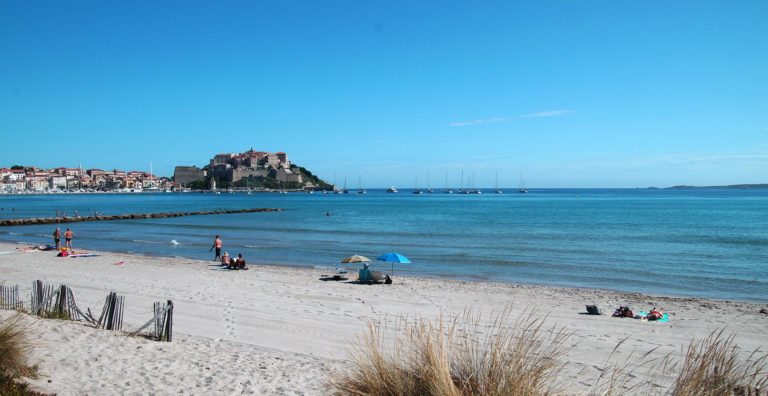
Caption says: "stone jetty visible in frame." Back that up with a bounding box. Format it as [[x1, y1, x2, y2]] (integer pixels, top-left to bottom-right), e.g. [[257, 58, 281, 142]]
[[0, 208, 282, 226]]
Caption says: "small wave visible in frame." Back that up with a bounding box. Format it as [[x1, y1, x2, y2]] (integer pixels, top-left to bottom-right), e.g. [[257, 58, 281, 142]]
[[131, 239, 161, 245], [170, 239, 180, 245]]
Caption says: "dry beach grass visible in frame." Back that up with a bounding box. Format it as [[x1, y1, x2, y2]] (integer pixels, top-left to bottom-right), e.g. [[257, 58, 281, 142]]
[[334, 307, 572, 396], [0, 314, 35, 378]]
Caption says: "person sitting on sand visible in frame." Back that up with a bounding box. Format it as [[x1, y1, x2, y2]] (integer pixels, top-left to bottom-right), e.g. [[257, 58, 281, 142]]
[[612, 306, 634, 318], [221, 251, 231, 266], [359, 263, 372, 282], [229, 253, 246, 270]]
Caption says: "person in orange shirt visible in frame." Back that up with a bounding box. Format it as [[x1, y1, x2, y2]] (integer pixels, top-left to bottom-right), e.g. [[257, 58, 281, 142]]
[[64, 228, 74, 249], [209, 235, 223, 261]]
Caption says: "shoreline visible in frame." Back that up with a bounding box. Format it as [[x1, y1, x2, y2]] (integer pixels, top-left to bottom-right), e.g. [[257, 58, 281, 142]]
[[1, 242, 767, 394]]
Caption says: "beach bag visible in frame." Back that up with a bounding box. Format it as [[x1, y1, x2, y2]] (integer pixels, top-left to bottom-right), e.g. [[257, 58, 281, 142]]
[[612, 306, 633, 318], [586, 305, 602, 315]]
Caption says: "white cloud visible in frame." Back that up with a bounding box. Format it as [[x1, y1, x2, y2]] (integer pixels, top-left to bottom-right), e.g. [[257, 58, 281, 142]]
[[659, 153, 768, 165], [449, 117, 509, 127], [519, 109, 577, 118], [450, 110, 577, 127]]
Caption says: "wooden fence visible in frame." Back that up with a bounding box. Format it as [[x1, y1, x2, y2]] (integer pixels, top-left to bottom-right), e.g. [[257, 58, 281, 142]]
[[0, 284, 23, 310], [1, 280, 172, 342], [131, 300, 174, 341]]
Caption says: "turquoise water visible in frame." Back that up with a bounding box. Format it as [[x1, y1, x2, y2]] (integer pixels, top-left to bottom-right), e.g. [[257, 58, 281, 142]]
[[1, 189, 767, 302]]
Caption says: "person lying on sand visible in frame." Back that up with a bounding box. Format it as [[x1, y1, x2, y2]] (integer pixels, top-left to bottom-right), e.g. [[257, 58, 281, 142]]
[[647, 307, 664, 321]]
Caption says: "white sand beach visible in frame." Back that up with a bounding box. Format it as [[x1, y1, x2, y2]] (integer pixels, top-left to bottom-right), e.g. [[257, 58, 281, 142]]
[[1, 241, 766, 395]]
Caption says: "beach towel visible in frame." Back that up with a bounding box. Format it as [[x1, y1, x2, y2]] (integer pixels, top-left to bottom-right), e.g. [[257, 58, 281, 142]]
[[638, 311, 669, 323], [69, 253, 100, 258]]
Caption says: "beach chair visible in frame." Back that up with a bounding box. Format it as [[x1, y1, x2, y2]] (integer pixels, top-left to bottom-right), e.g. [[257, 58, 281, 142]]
[[371, 271, 384, 283], [358, 269, 385, 284]]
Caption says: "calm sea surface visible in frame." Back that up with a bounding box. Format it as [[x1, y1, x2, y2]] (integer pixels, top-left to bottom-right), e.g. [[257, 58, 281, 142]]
[[1, 189, 766, 302]]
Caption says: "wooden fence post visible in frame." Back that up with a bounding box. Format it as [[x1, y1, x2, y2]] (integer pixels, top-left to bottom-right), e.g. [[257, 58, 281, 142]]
[[0, 285, 22, 310]]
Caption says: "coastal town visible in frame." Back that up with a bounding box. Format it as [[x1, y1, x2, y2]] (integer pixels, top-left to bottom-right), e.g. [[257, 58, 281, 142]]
[[0, 149, 329, 194]]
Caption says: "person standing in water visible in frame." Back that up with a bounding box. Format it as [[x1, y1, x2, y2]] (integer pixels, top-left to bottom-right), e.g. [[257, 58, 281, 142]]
[[53, 227, 61, 249], [64, 228, 74, 249], [210, 235, 223, 261]]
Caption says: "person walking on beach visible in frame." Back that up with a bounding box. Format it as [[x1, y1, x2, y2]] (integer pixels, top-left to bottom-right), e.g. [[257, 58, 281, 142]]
[[53, 227, 61, 249], [210, 235, 223, 261], [64, 228, 74, 249]]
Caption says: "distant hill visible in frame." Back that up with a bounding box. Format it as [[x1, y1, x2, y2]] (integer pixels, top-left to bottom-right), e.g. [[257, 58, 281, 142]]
[[651, 184, 768, 190]]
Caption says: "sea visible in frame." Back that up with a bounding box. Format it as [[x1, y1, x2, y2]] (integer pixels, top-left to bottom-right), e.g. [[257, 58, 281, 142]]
[[1, 189, 766, 302]]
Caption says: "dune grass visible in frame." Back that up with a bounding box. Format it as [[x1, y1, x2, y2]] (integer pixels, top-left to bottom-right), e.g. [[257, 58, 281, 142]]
[[671, 329, 768, 396], [0, 314, 35, 378], [0, 314, 51, 396], [0, 371, 51, 396], [336, 306, 767, 396], [333, 306, 572, 396], [592, 329, 768, 396]]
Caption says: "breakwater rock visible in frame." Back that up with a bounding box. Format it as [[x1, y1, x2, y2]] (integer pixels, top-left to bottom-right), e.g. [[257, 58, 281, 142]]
[[0, 208, 282, 226]]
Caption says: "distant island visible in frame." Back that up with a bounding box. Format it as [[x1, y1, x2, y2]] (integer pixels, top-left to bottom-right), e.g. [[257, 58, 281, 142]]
[[648, 184, 768, 190]]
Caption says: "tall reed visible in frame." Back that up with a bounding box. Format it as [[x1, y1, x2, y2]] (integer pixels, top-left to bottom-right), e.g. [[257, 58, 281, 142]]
[[334, 306, 572, 396]]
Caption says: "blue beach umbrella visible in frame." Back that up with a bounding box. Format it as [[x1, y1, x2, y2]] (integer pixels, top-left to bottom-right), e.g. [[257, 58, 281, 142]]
[[377, 252, 411, 276]]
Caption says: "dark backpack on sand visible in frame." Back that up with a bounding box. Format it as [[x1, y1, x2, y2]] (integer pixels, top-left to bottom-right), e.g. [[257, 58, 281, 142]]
[[586, 305, 602, 315]]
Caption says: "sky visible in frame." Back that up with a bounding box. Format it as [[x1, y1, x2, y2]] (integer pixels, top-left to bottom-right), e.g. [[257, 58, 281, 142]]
[[1, 1, 766, 188]]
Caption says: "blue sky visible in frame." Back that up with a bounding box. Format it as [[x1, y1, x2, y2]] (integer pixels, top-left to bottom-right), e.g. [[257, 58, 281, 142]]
[[1, 1, 766, 188]]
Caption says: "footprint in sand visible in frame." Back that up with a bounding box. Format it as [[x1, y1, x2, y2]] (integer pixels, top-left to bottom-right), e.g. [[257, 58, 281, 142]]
[[221, 301, 237, 337]]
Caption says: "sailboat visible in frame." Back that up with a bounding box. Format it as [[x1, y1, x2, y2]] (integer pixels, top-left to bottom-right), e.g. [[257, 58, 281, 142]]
[[494, 172, 503, 194], [459, 170, 468, 194], [443, 174, 453, 194], [518, 174, 528, 193], [342, 177, 349, 194], [468, 171, 481, 194], [412, 175, 422, 194], [426, 171, 433, 193], [144, 161, 161, 192], [357, 176, 366, 194]]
